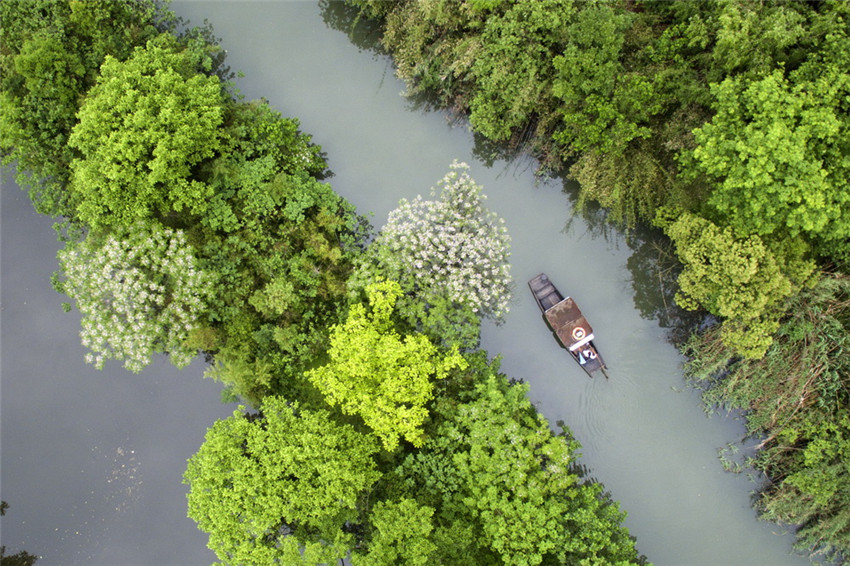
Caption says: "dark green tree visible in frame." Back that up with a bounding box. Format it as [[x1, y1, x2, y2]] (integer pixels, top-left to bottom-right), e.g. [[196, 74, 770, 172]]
[[552, 2, 660, 157]]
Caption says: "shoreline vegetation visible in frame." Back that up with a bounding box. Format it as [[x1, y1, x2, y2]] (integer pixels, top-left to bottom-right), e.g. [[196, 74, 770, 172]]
[[337, 0, 849, 562], [1, 1, 644, 564]]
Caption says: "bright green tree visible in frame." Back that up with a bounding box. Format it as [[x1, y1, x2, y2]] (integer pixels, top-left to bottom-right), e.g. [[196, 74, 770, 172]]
[[655, 210, 810, 358], [184, 396, 380, 565], [68, 33, 225, 228], [0, 0, 163, 216], [351, 498, 437, 566], [306, 280, 467, 451], [686, 67, 850, 256]]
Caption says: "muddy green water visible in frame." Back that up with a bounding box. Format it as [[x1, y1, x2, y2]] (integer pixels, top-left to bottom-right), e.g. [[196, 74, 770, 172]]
[[0, 2, 812, 564]]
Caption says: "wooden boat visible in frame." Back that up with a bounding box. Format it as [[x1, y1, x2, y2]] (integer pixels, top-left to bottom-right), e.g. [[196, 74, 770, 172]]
[[528, 273, 608, 378]]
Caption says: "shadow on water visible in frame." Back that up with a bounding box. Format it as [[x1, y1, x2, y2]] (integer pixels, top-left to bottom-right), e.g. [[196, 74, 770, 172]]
[[623, 226, 710, 346], [319, 0, 386, 55]]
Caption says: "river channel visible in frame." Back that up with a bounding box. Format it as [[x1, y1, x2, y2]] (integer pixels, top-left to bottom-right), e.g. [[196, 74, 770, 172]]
[[0, 2, 812, 565]]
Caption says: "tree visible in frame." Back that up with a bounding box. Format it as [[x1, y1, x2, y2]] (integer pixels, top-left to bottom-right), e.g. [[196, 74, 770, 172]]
[[56, 222, 209, 373], [552, 2, 661, 157], [655, 210, 810, 358], [351, 498, 437, 566], [468, 0, 576, 142], [685, 66, 850, 256], [68, 33, 225, 229], [195, 166, 362, 405], [306, 280, 467, 451], [392, 371, 640, 565], [0, 0, 163, 217], [685, 274, 850, 561], [352, 161, 512, 346], [184, 397, 380, 565]]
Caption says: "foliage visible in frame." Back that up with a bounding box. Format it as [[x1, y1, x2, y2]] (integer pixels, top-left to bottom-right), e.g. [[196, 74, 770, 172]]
[[570, 141, 677, 228], [468, 0, 575, 142], [184, 396, 380, 565], [378, 0, 490, 106], [0, 501, 39, 566], [391, 369, 641, 565], [195, 164, 360, 405], [67, 33, 225, 229], [552, 2, 661, 157], [0, 0, 164, 216], [655, 209, 810, 358], [685, 274, 850, 562], [351, 498, 437, 566], [56, 222, 209, 373], [352, 161, 512, 347], [684, 66, 850, 258], [306, 280, 468, 451]]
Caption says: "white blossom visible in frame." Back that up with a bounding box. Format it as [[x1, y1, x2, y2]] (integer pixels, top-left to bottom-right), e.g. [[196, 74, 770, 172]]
[[366, 160, 513, 321], [58, 222, 210, 373]]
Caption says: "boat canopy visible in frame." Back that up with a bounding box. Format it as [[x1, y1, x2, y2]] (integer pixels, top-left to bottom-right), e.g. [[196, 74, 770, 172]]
[[543, 297, 595, 349]]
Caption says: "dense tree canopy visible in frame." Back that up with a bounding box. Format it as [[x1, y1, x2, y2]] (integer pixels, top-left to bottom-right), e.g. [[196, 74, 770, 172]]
[[68, 33, 225, 229], [685, 67, 850, 256], [468, 0, 575, 141], [351, 498, 437, 566], [307, 280, 467, 451], [390, 370, 640, 565], [196, 165, 361, 405], [185, 397, 380, 565], [552, 2, 659, 156], [0, 0, 164, 216], [655, 209, 810, 358]]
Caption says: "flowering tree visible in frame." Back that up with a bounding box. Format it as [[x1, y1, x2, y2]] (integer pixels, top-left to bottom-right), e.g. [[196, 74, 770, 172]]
[[57, 222, 209, 373], [356, 161, 512, 344]]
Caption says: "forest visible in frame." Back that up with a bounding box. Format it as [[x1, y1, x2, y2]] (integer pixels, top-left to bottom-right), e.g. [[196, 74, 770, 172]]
[[1, 1, 643, 564], [343, 0, 850, 562], [3, 0, 849, 563]]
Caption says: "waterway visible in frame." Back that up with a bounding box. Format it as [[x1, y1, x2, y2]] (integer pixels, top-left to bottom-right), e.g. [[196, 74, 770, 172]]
[[0, 2, 811, 565]]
